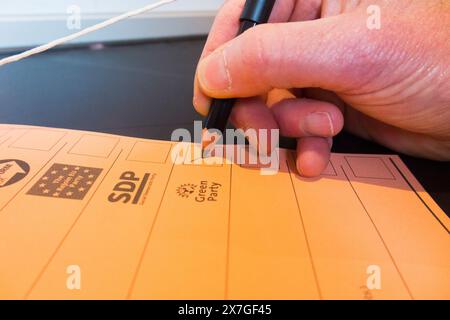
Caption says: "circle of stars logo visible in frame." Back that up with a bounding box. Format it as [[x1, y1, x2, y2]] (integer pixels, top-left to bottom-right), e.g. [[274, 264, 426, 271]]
[[27, 163, 102, 200]]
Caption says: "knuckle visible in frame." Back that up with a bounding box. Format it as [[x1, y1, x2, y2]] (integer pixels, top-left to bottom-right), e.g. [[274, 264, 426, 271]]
[[244, 26, 272, 65], [240, 24, 280, 83]]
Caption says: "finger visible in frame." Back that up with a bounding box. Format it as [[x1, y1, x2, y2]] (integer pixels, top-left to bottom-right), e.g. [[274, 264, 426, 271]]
[[193, 0, 297, 115], [202, 0, 296, 59], [197, 10, 380, 98], [290, 0, 322, 21], [321, 0, 363, 17], [320, 0, 343, 17], [194, 0, 247, 115], [229, 97, 279, 155], [303, 88, 348, 113], [193, 71, 211, 116], [271, 98, 344, 138], [296, 137, 332, 177]]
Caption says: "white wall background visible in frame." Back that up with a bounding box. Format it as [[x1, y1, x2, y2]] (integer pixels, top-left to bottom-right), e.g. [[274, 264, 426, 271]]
[[0, 0, 224, 50], [1, 0, 223, 15]]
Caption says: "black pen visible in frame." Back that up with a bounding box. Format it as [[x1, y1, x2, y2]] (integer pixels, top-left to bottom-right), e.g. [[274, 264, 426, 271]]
[[202, 0, 276, 146]]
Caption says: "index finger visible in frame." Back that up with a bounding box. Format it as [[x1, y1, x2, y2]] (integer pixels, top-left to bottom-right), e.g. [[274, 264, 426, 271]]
[[203, 0, 296, 59], [193, 0, 296, 115]]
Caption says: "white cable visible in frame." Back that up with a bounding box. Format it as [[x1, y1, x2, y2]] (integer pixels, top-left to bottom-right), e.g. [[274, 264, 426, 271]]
[[0, 0, 177, 67]]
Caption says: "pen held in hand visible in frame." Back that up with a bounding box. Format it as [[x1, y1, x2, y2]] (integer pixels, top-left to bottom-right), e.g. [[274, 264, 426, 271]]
[[202, 0, 277, 149]]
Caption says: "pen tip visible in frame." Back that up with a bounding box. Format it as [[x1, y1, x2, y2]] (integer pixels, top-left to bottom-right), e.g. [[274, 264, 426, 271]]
[[201, 128, 212, 151], [201, 129, 223, 158]]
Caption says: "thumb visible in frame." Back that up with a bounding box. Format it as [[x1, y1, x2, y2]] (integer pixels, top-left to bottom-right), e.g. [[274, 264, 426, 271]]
[[197, 11, 385, 98]]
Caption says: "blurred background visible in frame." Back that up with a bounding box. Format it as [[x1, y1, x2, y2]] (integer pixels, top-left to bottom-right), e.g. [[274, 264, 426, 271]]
[[0, 0, 222, 138], [1, 0, 222, 50]]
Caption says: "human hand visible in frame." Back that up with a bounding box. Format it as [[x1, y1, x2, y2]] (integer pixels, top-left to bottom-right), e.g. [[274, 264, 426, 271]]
[[193, 0, 450, 177]]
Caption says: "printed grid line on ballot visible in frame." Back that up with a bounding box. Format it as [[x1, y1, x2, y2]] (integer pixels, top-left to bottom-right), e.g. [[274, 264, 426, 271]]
[[0, 124, 448, 300]]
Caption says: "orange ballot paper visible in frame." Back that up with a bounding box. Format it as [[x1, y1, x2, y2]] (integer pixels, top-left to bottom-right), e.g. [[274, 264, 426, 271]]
[[0, 124, 448, 300]]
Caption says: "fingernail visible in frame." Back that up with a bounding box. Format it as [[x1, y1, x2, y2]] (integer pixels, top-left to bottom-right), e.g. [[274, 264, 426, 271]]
[[198, 49, 231, 92], [304, 112, 334, 137], [193, 95, 211, 117], [296, 159, 305, 177]]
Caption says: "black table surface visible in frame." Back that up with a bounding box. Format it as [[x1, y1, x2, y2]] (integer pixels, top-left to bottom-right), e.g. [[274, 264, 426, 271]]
[[0, 37, 449, 217]]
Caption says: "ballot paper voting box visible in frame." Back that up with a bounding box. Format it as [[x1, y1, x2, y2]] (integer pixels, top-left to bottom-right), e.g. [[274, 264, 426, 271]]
[[0, 124, 448, 300]]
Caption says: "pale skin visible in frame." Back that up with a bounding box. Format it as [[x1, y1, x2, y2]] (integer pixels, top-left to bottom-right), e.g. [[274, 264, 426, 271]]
[[193, 0, 450, 177]]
